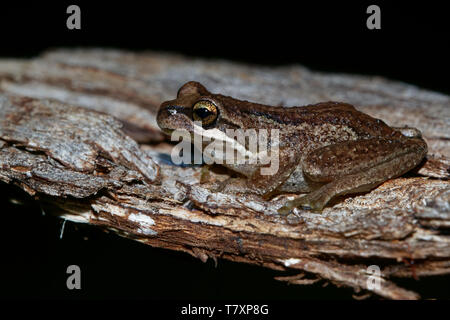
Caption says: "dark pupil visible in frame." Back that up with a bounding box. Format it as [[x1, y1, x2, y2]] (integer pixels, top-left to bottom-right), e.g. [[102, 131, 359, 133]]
[[194, 107, 212, 119]]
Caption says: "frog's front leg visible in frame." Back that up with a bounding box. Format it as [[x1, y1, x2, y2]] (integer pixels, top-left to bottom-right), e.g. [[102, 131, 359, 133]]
[[279, 137, 427, 213], [217, 148, 302, 196]]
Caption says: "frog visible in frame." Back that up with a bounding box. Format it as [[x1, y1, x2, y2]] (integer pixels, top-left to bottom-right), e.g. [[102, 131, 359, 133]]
[[157, 81, 427, 213]]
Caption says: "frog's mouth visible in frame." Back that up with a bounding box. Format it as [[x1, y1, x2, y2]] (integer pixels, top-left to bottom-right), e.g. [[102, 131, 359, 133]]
[[160, 128, 174, 135]]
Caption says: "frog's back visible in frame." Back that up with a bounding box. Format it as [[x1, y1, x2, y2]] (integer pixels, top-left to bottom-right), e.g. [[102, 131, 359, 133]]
[[238, 99, 399, 138], [217, 93, 402, 139], [288, 101, 400, 139]]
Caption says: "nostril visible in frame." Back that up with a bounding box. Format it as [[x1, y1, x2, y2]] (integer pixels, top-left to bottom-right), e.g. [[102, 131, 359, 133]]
[[166, 106, 178, 115], [157, 104, 187, 127], [164, 105, 185, 115]]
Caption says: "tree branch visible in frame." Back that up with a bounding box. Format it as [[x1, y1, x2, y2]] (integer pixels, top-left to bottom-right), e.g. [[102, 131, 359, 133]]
[[0, 49, 449, 299]]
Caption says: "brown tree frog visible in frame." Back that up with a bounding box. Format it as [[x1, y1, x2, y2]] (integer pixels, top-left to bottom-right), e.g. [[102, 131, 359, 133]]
[[157, 81, 427, 213]]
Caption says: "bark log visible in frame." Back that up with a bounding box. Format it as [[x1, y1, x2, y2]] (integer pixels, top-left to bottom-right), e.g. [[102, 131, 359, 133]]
[[0, 49, 449, 300]]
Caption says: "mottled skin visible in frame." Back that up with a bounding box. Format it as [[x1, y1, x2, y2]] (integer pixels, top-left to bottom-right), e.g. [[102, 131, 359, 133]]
[[157, 81, 427, 212]]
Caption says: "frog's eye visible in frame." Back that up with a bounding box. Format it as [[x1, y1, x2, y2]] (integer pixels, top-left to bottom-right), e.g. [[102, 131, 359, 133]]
[[192, 100, 218, 127]]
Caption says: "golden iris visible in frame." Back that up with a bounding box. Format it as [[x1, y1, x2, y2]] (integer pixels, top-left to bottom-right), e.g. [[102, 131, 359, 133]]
[[192, 100, 218, 126]]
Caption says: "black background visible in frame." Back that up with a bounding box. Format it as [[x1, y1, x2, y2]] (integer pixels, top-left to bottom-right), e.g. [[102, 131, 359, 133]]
[[0, 1, 449, 302], [1, 1, 449, 94]]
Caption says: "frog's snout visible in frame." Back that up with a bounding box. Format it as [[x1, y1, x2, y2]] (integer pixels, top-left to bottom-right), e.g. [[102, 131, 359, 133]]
[[157, 101, 193, 134], [156, 101, 174, 132]]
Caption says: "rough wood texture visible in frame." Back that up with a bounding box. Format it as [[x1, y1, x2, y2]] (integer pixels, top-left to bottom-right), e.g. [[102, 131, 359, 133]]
[[0, 49, 449, 299]]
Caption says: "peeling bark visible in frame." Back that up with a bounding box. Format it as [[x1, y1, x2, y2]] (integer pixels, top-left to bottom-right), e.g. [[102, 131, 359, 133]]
[[0, 49, 449, 300]]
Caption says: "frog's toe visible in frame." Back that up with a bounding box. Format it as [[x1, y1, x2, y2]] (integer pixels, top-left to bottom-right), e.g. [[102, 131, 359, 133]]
[[277, 204, 293, 215], [278, 193, 326, 215], [301, 193, 328, 212]]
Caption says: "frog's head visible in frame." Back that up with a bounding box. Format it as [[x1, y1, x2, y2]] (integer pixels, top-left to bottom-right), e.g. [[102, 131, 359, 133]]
[[157, 81, 241, 136], [158, 81, 278, 170]]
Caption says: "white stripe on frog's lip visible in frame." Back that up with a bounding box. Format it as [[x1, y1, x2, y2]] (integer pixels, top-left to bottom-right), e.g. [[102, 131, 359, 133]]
[[191, 122, 268, 162], [161, 128, 174, 135]]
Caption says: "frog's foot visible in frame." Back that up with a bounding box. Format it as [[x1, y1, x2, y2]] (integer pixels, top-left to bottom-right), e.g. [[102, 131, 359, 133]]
[[212, 177, 248, 194], [278, 192, 327, 215]]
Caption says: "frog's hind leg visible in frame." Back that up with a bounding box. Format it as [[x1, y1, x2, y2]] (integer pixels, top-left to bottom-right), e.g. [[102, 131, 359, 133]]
[[279, 166, 390, 214], [278, 137, 427, 214]]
